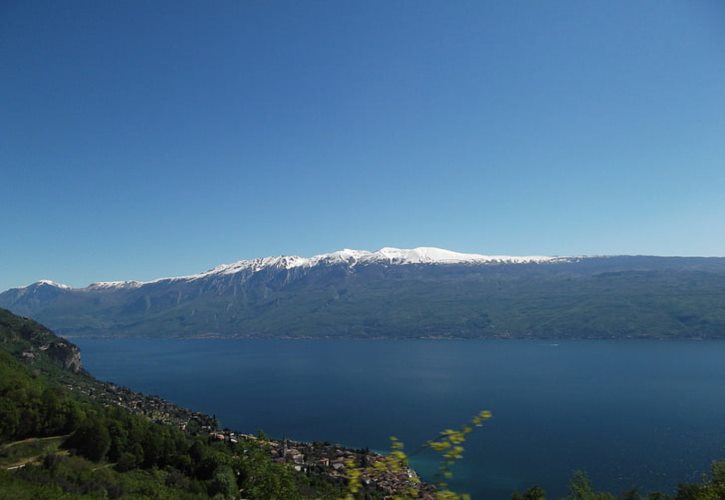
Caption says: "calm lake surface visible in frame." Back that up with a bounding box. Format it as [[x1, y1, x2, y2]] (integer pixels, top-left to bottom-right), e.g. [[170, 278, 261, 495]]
[[73, 339, 725, 498]]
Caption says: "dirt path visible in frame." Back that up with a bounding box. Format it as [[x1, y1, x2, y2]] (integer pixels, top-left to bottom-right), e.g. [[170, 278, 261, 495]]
[[1, 434, 71, 449], [1, 435, 70, 470]]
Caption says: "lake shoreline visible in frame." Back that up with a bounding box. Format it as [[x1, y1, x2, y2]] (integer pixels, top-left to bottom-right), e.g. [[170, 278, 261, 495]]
[[74, 337, 725, 498]]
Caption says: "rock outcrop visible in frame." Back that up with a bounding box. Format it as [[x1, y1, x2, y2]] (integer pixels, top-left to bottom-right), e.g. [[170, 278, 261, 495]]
[[46, 340, 82, 373]]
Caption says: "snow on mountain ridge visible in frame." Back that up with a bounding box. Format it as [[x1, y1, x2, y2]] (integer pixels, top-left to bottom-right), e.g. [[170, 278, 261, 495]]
[[20, 248, 570, 290], [135, 247, 566, 285], [34, 279, 71, 289], [372, 247, 556, 264], [87, 281, 143, 289]]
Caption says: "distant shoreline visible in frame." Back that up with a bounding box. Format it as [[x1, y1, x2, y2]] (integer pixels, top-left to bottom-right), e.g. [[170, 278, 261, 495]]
[[63, 334, 717, 341]]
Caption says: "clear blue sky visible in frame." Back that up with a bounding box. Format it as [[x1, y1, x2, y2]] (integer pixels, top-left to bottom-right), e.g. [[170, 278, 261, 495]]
[[2, 1, 725, 290]]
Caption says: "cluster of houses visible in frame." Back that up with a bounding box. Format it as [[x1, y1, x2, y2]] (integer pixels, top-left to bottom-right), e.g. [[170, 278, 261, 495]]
[[63, 372, 434, 498], [65, 378, 217, 430], [209, 430, 436, 498]]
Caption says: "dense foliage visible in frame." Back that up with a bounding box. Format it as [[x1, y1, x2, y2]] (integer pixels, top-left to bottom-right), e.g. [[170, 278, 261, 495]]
[[0, 348, 345, 498], [0, 352, 81, 441]]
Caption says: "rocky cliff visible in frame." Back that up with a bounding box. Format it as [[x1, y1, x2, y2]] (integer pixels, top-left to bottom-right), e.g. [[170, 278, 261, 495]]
[[0, 307, 82, 373]]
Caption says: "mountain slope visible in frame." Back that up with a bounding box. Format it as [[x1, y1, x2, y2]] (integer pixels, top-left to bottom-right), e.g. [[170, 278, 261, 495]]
[[3, 248, 725, 339], [0, 308, 82, 373]]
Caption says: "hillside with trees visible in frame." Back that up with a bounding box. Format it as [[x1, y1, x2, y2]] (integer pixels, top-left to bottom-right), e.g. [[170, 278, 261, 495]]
[[3, 256, 725, 340]]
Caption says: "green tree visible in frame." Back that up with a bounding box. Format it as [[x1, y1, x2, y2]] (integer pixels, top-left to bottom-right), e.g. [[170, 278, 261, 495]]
[[67, 415, 111, 462], [512, 485, 546, 500], [568, 471, 616, 500], [115, 452, 139, 472], [208, 465, 238, 497]]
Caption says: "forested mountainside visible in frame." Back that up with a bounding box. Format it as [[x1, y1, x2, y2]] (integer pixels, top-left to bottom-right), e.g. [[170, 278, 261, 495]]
[[2, 252, 725, 339]]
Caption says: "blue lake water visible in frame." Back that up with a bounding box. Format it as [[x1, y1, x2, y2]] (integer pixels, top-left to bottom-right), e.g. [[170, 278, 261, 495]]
[[73, 339, 725, 499]]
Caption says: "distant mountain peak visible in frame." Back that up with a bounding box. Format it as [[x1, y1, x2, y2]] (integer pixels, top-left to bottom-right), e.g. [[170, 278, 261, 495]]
[[33, 279, 71, 289]]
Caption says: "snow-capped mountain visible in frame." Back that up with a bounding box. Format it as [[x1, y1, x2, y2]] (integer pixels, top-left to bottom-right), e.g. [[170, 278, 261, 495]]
[[33, 279, 72, 289], [2, 251, 725, 340], [18, 247, 572, 291]]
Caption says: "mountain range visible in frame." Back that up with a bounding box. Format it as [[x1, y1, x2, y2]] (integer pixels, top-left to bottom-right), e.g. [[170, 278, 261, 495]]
[[2, 247, 725, 339]]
